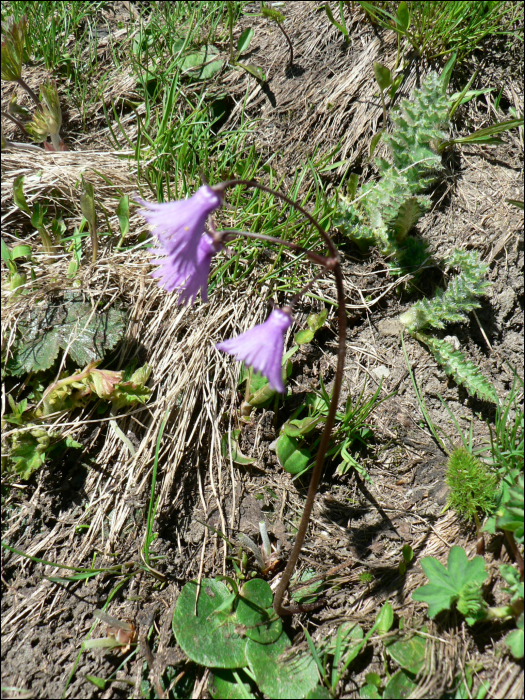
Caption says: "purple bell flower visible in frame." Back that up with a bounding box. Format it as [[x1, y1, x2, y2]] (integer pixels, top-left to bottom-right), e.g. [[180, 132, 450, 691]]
[[151, 233, 221, 305], [136, 185, 222, 277], [216, 308, 293, 393]]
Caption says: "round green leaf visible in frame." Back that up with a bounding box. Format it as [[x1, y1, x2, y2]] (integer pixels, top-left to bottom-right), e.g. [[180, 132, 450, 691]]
[[172, 579, 247, 669], [209, 669, 255, 699], [246, 633, 319, 700], [236, 579, 283, 644], [241, 578, 273, 608], [382, 670, 416, 699], [385, 630, 427, 674]]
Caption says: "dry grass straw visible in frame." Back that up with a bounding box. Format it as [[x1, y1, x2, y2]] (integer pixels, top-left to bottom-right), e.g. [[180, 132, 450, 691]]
[[1, 144, 268, 641], [220, 1, 421, 175]]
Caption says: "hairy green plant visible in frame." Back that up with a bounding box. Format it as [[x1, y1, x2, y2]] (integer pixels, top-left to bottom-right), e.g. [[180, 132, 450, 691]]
[[399, 249, 497, 403], [446, 446, 498, 550], [334, 71, 449, 274], [400, 249, 490, 331]]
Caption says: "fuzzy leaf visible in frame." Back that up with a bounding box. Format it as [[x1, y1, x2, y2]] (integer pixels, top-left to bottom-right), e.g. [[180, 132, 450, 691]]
[[423, 336, 498, 404], [390, 197, 424, 241], [9, 292, 127, 375]]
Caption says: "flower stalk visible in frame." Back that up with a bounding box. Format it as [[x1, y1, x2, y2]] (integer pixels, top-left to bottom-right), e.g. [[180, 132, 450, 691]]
[[215, 178, 347, 615]]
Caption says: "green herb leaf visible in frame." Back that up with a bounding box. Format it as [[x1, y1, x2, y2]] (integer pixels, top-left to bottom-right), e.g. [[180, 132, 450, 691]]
[[412, 546, 487, 620]]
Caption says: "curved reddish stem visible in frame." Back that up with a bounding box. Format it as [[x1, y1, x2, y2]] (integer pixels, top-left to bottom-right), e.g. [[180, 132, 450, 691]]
[[219, 179, 347, 615]]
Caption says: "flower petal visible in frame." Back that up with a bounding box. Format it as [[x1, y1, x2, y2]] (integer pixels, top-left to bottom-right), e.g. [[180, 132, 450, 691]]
[[217, 309, 293, 393]]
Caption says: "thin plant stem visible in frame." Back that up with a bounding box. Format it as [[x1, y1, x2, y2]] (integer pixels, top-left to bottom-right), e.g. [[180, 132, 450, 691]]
[[276, 21, 294, 66], [380, 89, 387, 130], [219, 179, 347, 616], [16, 76, 41, 109], [217, 228, 331, 267], [1, 109, 31, 137], [227, 1, 234, 64]]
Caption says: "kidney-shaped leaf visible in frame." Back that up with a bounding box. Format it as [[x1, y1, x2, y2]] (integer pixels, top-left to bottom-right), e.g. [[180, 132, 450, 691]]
[[173, 579, 247, 668]]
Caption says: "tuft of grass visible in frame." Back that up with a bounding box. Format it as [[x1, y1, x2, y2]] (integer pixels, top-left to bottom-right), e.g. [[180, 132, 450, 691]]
[[446, 447, 498, 522], [357, 1, 523, 63]]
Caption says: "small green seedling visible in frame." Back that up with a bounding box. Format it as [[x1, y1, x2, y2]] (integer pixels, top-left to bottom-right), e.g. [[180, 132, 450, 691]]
[[398, 544, 414, 576], [412, 546, 488, 624], [261, 4, 294, 66]]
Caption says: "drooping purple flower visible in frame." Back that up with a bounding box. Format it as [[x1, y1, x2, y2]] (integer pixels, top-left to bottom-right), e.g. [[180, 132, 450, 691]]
[[151, 233, 221, 305], [136, 185, 222, 276], [216, 308, 293, 393]]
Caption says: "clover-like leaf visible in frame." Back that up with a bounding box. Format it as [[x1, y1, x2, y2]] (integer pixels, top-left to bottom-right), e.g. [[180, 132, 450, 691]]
[[412, 546, 487, 619], [172, 579, 247, 669], [246, 632, 318, 699]]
